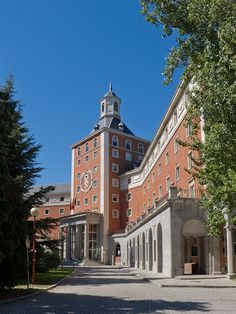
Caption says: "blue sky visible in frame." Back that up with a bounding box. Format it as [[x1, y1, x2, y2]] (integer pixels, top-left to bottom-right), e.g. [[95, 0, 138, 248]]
[[0, 0, 181, 185]]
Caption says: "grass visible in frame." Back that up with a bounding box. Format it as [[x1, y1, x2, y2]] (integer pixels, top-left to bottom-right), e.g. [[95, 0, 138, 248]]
[[0, 268, 74, 301]]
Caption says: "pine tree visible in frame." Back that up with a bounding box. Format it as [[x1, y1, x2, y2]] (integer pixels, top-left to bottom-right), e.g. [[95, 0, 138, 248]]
[[0, 77, 51, 289]]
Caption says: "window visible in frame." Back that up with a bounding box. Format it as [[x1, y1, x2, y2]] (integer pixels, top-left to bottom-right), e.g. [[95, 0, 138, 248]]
[[173, 110, 178, 124], [189, 183, 195, 197], [127, 192, 132, 201], [77, 147, 81, 156], [143, 186, 146, 195], [138, 155, 144, 162], [165, 127, 168, 140], [125, 139, 131, 151], [77, 173, 81, 179], [158, 162, 161, 175], [166, 176, 170, 191], [85, 143, 89, 152], [159, 185, 162, 197], [186, 122, 193, 137], [59, 208, 64, 214], [112, 163, 119, 173], [112, 149, 119, 158], [112, 194, 119, 203], [44, 208, 50, 215], [114, 102, 118, 112], [77, 200, 80, 207], [128, 178, 131, 184], [126, 208, 132, 217], [94, 138, 98, 148], [112, 178, 119, 187], [60, 197, 64, 201], [84, 198, 89, 205], [102, 103, 105, 112], [152, 193, 156, 205], [112, 136, 118, 147], [77, 159, 81, 166], [138, 143, 144, 154], [93, 151, 97, 159], [125, 151, 132, 161], [152, 172, 155, 183], [92, 195, 97, 203], [77, 186, 81, 193], [92, 180, 97, 188], [187, 151, 193, 169], [147, 198, 150, 208], [85, 155, 89, 162], [174, 137, 179, 153], [147, 179, 150, 190], [112, 209, 119, 218], [176, 165, 180, 181], [165, 151, 170, 165], [93, 165, 98, 173]]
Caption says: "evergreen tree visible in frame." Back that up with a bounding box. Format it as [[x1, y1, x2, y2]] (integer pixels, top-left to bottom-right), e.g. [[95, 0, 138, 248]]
[[140, 0, 236, 236], [0, 77, 52, 289]]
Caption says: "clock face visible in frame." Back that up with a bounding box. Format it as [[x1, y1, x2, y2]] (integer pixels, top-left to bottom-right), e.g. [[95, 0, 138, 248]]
[[80, 170, 93, 193]]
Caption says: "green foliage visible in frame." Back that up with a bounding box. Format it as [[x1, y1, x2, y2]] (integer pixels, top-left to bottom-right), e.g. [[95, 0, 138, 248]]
[[0, 77, 52, 289], [140, 0, 236, 236]]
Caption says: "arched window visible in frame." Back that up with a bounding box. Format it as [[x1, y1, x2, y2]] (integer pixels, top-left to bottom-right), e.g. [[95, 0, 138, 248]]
[[85, 143, 89, 152], [138, 143, 144, 154], [114, 102, 118, 112], [125, 139, 131, 151], [102, 103, 105, 113], [77, 146, 81, 156], [112, 136, 118, 147], [94, 138, 97, 148]]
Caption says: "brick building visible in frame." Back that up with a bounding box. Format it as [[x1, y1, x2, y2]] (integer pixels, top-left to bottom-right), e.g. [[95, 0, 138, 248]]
[[38, 82, 235, 277]]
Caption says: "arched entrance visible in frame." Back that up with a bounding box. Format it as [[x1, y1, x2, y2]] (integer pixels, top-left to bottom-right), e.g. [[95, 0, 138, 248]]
[[157, 223, 163, 273], [149, 228, 153, 271], [115, 242, 121, 265], [182, 219, 206, 274], [142, 232, 145, 269]]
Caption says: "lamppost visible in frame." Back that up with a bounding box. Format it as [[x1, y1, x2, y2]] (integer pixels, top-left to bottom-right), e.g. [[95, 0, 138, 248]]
[[30, 207, 39, 285], [25, 235, 31, 289]]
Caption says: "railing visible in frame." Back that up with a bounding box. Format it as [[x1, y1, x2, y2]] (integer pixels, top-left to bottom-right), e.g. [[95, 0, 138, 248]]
[[177, 189, 202, 199]]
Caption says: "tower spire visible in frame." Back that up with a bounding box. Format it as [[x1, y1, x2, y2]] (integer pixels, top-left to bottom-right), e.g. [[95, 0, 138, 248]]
[[109, 81, 112, 92]]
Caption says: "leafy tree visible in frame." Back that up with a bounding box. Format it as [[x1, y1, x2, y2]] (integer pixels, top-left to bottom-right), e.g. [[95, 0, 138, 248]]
[[0, 77, 53, 289], [140, 0, 236, 236]]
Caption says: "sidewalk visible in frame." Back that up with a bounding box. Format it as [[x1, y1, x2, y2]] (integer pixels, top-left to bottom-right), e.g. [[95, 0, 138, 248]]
[[130, 268, 236, 288]]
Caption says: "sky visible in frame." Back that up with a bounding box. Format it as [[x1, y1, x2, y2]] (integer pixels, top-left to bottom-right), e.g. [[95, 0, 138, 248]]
[[0, 0, 182, 185]]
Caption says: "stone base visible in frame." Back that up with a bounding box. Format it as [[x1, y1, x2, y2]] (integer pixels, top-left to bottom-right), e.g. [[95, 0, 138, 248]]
[[227, 273, 236, 279]]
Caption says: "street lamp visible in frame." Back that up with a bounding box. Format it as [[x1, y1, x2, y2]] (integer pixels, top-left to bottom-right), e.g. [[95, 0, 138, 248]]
[[30, 207, 39, 285], [25, 235, 31, 289]]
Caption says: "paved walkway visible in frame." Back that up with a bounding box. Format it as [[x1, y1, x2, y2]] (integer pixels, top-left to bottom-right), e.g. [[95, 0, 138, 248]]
[[1, 266, 236, 313]]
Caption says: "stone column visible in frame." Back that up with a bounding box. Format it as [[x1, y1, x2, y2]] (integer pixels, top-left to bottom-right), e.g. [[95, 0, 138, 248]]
[[66, 226, 71, 260], [75, 225, 80, 261], [83, 223, 89, 259], [226, 225, 235, 278]]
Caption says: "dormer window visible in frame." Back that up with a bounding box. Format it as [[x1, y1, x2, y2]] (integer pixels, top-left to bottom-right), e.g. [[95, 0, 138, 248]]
[[112, 136, 118, 147], [125, 139, 131, 151]]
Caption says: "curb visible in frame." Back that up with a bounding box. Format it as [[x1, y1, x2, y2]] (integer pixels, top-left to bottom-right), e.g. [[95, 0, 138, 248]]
[[133, 273, 236, 289], [0, 269, 76, 306]]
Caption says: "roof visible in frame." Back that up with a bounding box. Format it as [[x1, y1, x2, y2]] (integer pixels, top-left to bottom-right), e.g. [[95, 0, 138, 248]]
[[90, 117, 134, 135], [30, 183, 71, 196]]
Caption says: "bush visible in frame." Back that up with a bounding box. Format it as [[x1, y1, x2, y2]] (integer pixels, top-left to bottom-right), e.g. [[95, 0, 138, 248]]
[[37, 251, 60, 273]]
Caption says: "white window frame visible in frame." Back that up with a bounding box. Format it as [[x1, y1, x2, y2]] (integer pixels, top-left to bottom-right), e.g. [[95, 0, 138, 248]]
[[138, 143, 144, 154], [112, 135, 118, 147], [166, 176, 170, 191], [159, 185, 162, 197], [94, 138, 98, 148], [174, 137, 179, 153], [92, 195, 97, 203], [77, 200, 80, 207], [84, 198, 89, 205], [127, 192, 132, 201], [176, 164, 180, 181], [112, 209, 119, 218], [85, 155, 89, 163], [112, 149, 119, 158], [112, 178, 119, 187], [85, 142, 89, 153], [44, 208, 50, 215], [77, 147, 81, 156], [112, 194, 119, 203], [125, 139, 132, 151], [93, 151, 98, 159], [59, 208, 64, 215], [165, 151, 169, 165], [92, 180, 97, 188], [126, 208, 132, 217], [112, 163, 119, 173], [77, 159, 81, 165], [125, 151, 132, 161], [93, 165, 98, 173], [187, 151, 193, 169], [158, 162, 161, 175], [77, 186, 81, 193]]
